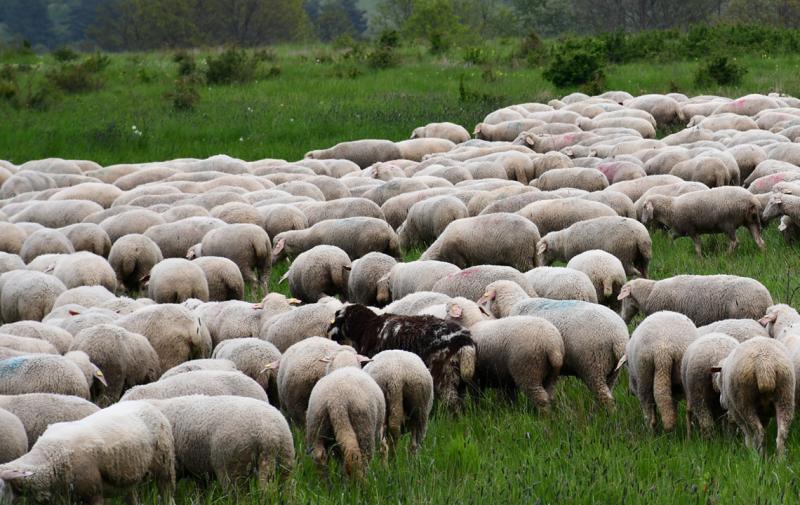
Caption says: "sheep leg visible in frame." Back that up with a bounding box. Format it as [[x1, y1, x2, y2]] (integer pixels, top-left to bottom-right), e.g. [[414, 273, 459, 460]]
[[775, 400, 794, 457], [695, 405, 717, 438], [586, 374, 615, 410], [653, 360, 678, 432], [518, 366, 550, 411], [385, 387, 404, 450], [409, 412, 428, 454], [257, 452, 276, 489], [685, 406, 693, 437], [726, 229, 739, 253], [749, 223, 766, 249], [739, 407, 765, 455], [635, 362, 657, 430], [692, 235, 703, 257]]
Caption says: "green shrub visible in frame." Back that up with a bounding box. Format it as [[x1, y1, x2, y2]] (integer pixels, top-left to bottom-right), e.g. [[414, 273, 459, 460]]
[[462, 47, 489, 65], [0, 79, 18, 101], [46, 63, 101, 93], [52, 47, 79, 62], [378, 30, 401, 49], [205, 47, 256, 85], [173, 51, 197, 77], [543, 42, 605, 88], [82, 52, 111, 73], [694, 55, 747, 87], [519, 31, 546, 66], [429, 30, 449, 55], [166, 77, 200, 111], [263, 66, 282, 79], [254, 48, 278, 62], [367, 45, 398, 69]]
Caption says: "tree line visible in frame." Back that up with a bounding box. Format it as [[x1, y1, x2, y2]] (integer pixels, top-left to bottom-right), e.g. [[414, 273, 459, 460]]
[[1, 0, 799, 51]]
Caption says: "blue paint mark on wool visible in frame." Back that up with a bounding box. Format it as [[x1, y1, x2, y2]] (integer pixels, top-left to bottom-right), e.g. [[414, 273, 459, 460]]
[[533, 299, 580, 311], [0, 357, 27, 376]]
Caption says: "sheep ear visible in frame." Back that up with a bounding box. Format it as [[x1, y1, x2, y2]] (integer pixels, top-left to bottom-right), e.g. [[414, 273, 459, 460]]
[[319, 356, 332, 363], [139, 273, 150, 284], [278, 271, 289, 284], [758, 313, 776, 326], [478, 305, 491, 317], [44, 263, 56, 273], [617, 285, 631, 301], [448, 304, 463, 319], [0, 469, 33, 479], [709, 366, 722, 375], [473, 124, 482, 135], [288, 298, 301, 305], [68, 309, 81, 316], [272, 238, 285, 257], [260, 360, 280, 374], [536, 242, 547, 254], [645, 201, 653, 211], [356, 354, 372, 364], [342, 265, 351, 272], [614, 354, 628, 372], [252, 303, 263, 310], [779, 221, 789, 231], [94, 369, 108, 387]]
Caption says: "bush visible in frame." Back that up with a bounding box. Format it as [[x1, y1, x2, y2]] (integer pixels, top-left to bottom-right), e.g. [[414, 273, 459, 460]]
[[378, 30, 401, 49], [205, 47, 256, 85], [694, 55, 747, 87], [52, 47, 79, 62], [173, 51, 197, 77], [46, 63, 101, 93], [81, 52, 111, 73], [462, 47, 489, 65], [519, 31, 546, 66], [166, 77, 200, 112], [543, 42, 605, 88], [367, 45, 398, 70]]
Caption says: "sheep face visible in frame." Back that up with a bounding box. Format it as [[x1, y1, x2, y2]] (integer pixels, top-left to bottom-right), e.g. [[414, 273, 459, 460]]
[[617, 284, 641, 323], [327, 304, 379, 349], [762, 196, 784, 222]]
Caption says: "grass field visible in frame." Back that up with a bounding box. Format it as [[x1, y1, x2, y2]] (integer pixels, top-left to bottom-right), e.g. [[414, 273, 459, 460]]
[[4, 45, 800, 504]]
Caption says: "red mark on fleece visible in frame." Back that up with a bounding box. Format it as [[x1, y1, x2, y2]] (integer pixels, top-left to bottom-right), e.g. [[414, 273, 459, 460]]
[[755, 173, 787, 191], [734, 98, 746, 109]]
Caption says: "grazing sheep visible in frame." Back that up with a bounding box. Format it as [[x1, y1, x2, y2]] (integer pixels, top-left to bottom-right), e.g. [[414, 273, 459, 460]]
[[212, 338, 282, 401], [158, 359, 238, 378], [606, 174, 683, 202], [581, 191, 636, 218], [143, 216, 225, 259], [192, 256, 244, 301], [532, 167, 609, 192], [19, 229, 74, 263], [263, 298, 342, 352], [377, 260, 460, 304], [121, 370, 268, 402], [478, 280, 628, 407], [537, 217, 652, 278], [640, 187, 764, 256], [0, 394, 99, 449], [625, 311, 698, 432], [108, 234, 164, 293], [306, 367, 385, 477], [523, 267, 598, 303], [272, 217, 400, 263], [188, 223, 271, 291], [100, 209, 167, 243], [398, 196, 469, 251], [432, 265, 536, 301], [69, 324, 161, 407], [259, 204, 309, 238], [116, 303, 213, 372], [0, 334, 58, 354], [0, 408, 26, 464], [347, 252, 397, 306], [147, 395, 294, 490], [0, 224, 25, 255], [713, 337, 795, 455], [633, 181, 708, 222], [517, 198, 617, 236], [0, 353, 103, 399], [383, 292, 453, 316], [51, 252, 117, 292], [362, 350, 433, 451], [9, 200, 103, 228], [296, 198, 385, 226], [681, 333, 740, 437], [0, 321, 73, 354], [566, 250, 627, 308], [147, 258, 209, 303], [619, 275, 773, 326], [697, 319, 769, 343], [0, 401, 176, 504], [59, 223, 111, 257], [306, 139, 403, 168], [275, 337, 346, 425], [419, 213, 540, 271], [280, 245, 351, 302], [0, 270, 66, 323], [412, 122, 470, 143], [328, 304, 476, 412], [52, 285, 115, 310]]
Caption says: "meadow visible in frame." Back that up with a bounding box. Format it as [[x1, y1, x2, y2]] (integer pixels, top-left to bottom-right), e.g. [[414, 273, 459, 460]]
[[3, 42, 800, 504]]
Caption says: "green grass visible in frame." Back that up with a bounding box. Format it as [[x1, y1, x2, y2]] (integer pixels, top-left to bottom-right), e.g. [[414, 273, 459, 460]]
[[4, 44, 800, 504]]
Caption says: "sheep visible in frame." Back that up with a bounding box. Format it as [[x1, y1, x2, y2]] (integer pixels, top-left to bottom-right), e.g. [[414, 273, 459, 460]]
[[210, 201, 266, 227], [0, 321, 73, 354], [618, 275, 773, 326], [758, 304, 800, 342], [259, 204, 309, 238], [272, 217, 400, 263], [146, 395, 293, 490], [296, 198, 385, 226], [383, 292, 453, 316], [0, 353, 105, 399], [362, 350, 433, 452], [160, 359, 238, 379], [46, 251, 117, 292], [431, 265, 536, 301], [398, 195, 469, 251], [196, 293, 298, 347], [581, 191, 636, 218], [162, 204, 210, 222], [212, 338, 282, 401], [762, 192, 800, 226], [362, 179, 431, 206], [411, 122, 470, 144], [275, 336, 347, 425], [346, 252, 397, 306], [306, 139, 403, 168], [566, 250, 627, 308], [9, 200, 103, 228], [100, 209, 167, 243], [0, 401, 176, 504], [0, 394, 99, 449], [328, 304, 476, 412], [187, 223, 271, 290], [59, 223, 111, 257], [143, 216, 225, 259], [280, 245, 351, 303], [0, 334, 58, 354], [633, 181, 708, 221], [478, 280, 628, 407], [69, 324, 161, 407], [380, 188, 455, 229], [462, 313, 564, 410], [624, 94, 684, 125], [517, 198, 617, 236], [697, 319, 769, 343], [0, 253, 23, 277], [419, 213, 540, 272], [191, 256, 244, 301], [305, 175, 351, 200], [0, 224, 25, 255], [144, 257, 209, 304], [306, 367, 385, 478], [0, 408, 27, 464], [536, 216, 652, 278], [108, 233, 163, 293], [625, 311, 698, 432], [116, 303, 213, 372], [377, 260, 461, 304], [606, 174, 683, 202], [19, 229, 74, 263], [681, 333, 740, 437], [121, 370, 268, 402], [531, 167, 609, 192], [0, 270, 66, 323], [523, 267, 597, 303], [263, 298, 343, 352], [713, 337, 795, 455]]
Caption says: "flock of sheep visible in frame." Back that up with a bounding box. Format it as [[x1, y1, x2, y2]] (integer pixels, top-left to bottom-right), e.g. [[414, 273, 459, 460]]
[[1, 90, 800, 502]]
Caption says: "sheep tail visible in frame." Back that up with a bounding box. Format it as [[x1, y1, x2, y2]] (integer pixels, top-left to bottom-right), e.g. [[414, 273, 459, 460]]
[[756, 360, 777, 395], [602, 278, 614, 298], [547, 345, 564, 372], [458, 345, 476, 381], [328, 403, 362, 477]]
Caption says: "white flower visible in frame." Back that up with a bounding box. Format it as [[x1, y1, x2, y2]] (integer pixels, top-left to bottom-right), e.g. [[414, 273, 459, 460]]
[[239, 137, 244, 142], [132, 125, 137, 130]]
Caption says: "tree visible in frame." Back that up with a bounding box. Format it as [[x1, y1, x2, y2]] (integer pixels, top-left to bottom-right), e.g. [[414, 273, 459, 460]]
[[0, 0, 53, 47]]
